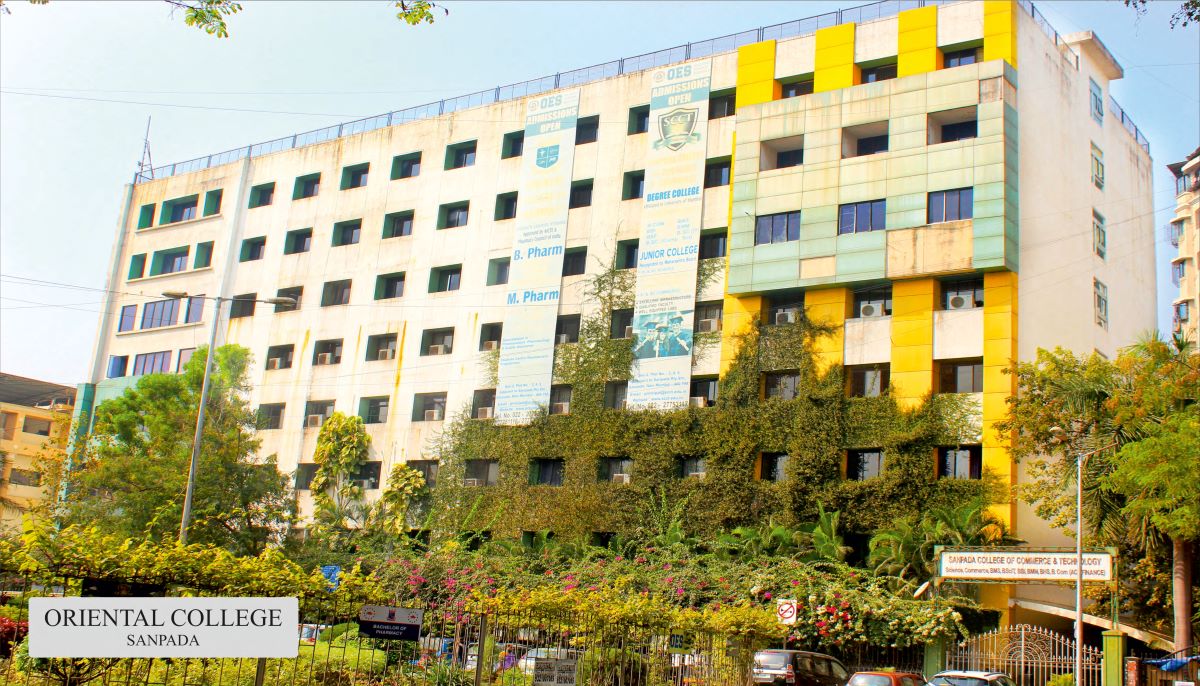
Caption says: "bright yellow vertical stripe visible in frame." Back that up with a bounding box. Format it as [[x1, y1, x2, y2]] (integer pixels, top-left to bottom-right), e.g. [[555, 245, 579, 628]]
[[897, 6, 942, 77], [889, 278, 936, 407], [983, 0, 1018, 68], [814, 23, 859, 93], [982, 270, 1018, 525], [805, 287, 850, 370]]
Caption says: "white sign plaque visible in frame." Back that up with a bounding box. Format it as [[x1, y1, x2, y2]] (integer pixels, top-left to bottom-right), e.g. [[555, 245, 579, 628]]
[[938, 551, 1113, 582], [533, 657, 578, 686], [28, 597, 299, 658]]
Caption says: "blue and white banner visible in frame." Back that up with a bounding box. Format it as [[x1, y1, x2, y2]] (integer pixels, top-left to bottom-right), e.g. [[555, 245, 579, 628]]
[[495, 89, 580, 424], [627, 61, 712, 410]]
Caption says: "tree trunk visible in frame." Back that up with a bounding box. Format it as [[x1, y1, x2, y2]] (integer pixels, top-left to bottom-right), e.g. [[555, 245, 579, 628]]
[[1172, 537, 1193, 652]]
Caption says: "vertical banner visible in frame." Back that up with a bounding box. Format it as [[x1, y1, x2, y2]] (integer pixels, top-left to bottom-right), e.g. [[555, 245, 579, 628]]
[[627, 61, 712, 410], [495, 89, 581, 425]]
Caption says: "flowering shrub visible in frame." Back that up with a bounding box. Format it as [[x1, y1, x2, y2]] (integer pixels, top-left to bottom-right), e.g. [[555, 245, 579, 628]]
[[0, 616, 28, 659]]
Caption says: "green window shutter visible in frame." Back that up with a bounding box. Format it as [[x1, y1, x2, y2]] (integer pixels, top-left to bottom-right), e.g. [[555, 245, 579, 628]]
[[137, 204, 155, 229], [195, 242, 214, 269], [203, 189, 223, 216], [128, 254, 146, 280]]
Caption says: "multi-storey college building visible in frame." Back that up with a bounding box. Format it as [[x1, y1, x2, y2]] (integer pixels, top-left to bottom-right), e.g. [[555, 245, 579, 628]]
[[73, 0, 1157, 630], [1169, 147, 1199, 342], [0, 374, 75, 530]]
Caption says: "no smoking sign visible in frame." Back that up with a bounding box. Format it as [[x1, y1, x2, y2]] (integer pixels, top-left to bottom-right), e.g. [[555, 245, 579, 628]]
[[776, 598, 798, 625]]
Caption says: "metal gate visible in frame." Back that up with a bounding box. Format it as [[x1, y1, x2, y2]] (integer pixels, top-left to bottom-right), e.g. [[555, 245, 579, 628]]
[[946, 624, 1103, 686]]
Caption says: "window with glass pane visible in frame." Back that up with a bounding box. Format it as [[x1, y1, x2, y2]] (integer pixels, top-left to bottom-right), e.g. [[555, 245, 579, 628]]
[[1089, 79, 1104, 123], [708, 93, 735, 119], [384, 211, 414, 239], [848, 365, 890, 397], [604, 381, 628, 409], [294, 173, 320, 199], [679, 456, 706, 478], [266, 344, 294, 369], [838, 200, 886, 234], [421, 328, 454, 356], [502, 131, 524, 158], [690, 377, 717, 405], [764, 372, 800, 400], [440, 202, 470, 229], [295, 464, 318, 490], [623, 170, 645, 200], [412, 392, 447, 421], [555, 315, 581, 344], [617, 240, 639, 269], [754, 211, 801, 245], [118, 305, 137, 332], [480, 323, 502, 350], [229, 294, 256, 319], [392, 152, 422, 179], [447, 141, 477, 169], [628, 106, 650, 134], [432, 266, 461, 292], [704, 160, 731, 188], [611, 309, 634, 339], [249, 182, 274, 208], [939, 446, 982, 479], [942, 279, 983, 309], [531, 459, 565, 486], [313, 339, 343, 365], [258, 403, 285, 430], [132, 351, 172, 375], [781, 80, 814, 98], [375, 272, 405, 300], [495, 192, 518, 220], [927, 188, 973, 223], [360, 397, 389, 424], [853, 287, 892, 317], [860, 63, 896, 83], [240, 237, 266, 262], [760, 452, 789, 481], [575, 116, 599, 144], [465, 459, 499, 486], [943, 47, 980, 67], [569, 181, 593, 208], [1094, 279, 1108, 329], [600, 457, 632, 481], [321, 280, 352, 306], [332, 219, 362, 246], [766, 292, 804, 325], [107, 355, 128, 378], [284, 228, 312, 254], [366, 334, 398, 361], [848, 449, 884, 480], [1091, 144, 1105, 189], [177, 348, 195, 371], [351, 461, 383, 490], [941, 120, 978, 142], [562, 248, 587, 276], [140, 298, 180, 329], [1093, 211, 1106, 259], [341, 162, 369, 190], [938, 359, 983, 393], [699, 231, 726, 259]]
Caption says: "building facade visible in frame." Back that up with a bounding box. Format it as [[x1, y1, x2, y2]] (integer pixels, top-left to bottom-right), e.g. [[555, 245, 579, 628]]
[[1168, 147, 1199, 342], [76, 0, 1156, 631], [0, 374, 76, 530]]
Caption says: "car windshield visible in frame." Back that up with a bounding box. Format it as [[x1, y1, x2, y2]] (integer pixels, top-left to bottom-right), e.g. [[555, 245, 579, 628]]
[[852, 675, 893, 686], [932, 677, 990, 686], [755, 653, 791, 668]]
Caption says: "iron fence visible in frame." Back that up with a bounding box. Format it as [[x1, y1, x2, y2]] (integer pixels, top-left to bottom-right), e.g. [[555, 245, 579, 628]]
[[946, 624, 1102, 686]]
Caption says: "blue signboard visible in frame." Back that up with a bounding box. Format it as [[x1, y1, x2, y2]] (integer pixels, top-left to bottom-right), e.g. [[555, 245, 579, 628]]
[[320, 565, 341, 590]]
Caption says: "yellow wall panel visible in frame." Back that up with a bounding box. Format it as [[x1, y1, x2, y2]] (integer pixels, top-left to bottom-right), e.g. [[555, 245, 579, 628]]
[[890, 278, 936, 406], [982, 270, 1018, 529], [983, 0, 1018, 68], [805, 287, 850, 369], [898, 6, 942, 77], [814, 24, 859, 93]]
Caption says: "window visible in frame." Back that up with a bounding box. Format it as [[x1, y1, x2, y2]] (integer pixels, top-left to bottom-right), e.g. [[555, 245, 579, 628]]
[[304, 400, 335, 427], [617, 240, 639, 269], [776, 147, 805, 169], [754, 211, 801, 245], [341, 162, 369, 190], [258, 403, 285, 430], [446, 140, 477, 169], [938, 358, 983, 393], [502, 130, 524, 158], [600, 457, 632, 482], [9, 468, 41, 487], [575, 116, 599, 145], [332, 219, 362, 246], [767, 292, 804, 325], [274, 287, 301, 313], [495, 192, 518, 220], [853, 287, 891, 318], [321, 280, 352, 307], [856, 134, 888, 156], [611, 309, 634, 339], [194, 242, 213, 269], [162, 195, 198, 224], [366, 333, 398, 361], [284, 228, 313, 254], [293, 173, 320, 199], [421, 328, 454, 356], [679, 456, 706, 479], [1091, 144, 1105, 190], [939, 446, 982, 479], [694, 301, 723, 333], [375, 272, 405, 300], [1094, 279, 1108, 329], [838, 200, 886, 234], [848, 364, 890, 397], [1089, 78, 1104, 123], [942, 120, 978, 142], [313, 339, 343, 365], [384, 210, 414, 239], [929, 106, 978, 143], [1174, 301, 1191, 326], [465, 459, 499, 486], [431, 265, 462, 293], [132, 351, 172, 375], [229, 294, 256, 319], [562, 248, 587, 277], [569, 180, 594, 209], [413, 392, 447, 421], [623, 170, 645, 200], [699, 230, 726, 259], [943, 278, 983, 309], [22, 417, 52, 437], [690, 377, 718, 406], [549, 385, 572, 414], [350, 461, 383, 490], [137, 204, 155, 229], [781, 80, 814, 98], [480, 323, 503, 351], [604, 381, 628, 409], [248, 182, 274, 208], [128, 254, 146, 280], [704, 159, 731, 188], [391, 151, 421, 179], [141, 298, 180, 329], [487, 258, 510, 286], [1172, 260, 1187, 285], [760, 452, 789, 481], [265, 344, 294, 370], [107, 355, 128, 378], [151, 247, 189, 276], [765, 372, 800, 400], [183, 295, 204, 323], [240, 237, 266, 262], [555, 315, 581, 344], [628, 105, 650, 134], [928, 188, 974, 223], [709, 92, 735, 119], [177, 347, 195, 371], [409, 460, 439, 488], [1093, 211, 1107, 259], [203, 189, 223, 216], [843, 122, 889, 158], [860, 63, 897, 83], [118, 305, 137, 332], [531, 459, 565, 486], [848, 449, 884, 480], [943, 47, 981, 67], [360, 396, 389, 424], [294, 464, 318, 490], [439, 202, 470, 229], [472, 389, 496, 419]]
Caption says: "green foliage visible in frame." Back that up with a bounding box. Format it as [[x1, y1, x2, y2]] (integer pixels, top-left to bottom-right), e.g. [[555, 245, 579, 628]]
[[170, 0, 242, 38], [61, 345, 294, 556], [1104, 412, 1200, 541], [394, 0, 448, 25], [869, 497, 1016, 586], [1123, 0, 1199, 28], [311, 411, 372, 536]]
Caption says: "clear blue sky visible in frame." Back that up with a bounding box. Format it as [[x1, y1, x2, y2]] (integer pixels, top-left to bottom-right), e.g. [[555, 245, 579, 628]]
[[1, 1, 1196, 384]]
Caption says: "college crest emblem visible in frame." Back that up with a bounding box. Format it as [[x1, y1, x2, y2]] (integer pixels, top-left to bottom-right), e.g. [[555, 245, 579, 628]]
[[535, 145, 559, 168], [654, 107, 701, 151]]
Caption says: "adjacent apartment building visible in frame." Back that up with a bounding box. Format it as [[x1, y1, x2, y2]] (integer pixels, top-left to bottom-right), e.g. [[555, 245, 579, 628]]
[[74, 1, 1156, 632], [1169, 147, 1199, 341], [0, 374, 75, 530]]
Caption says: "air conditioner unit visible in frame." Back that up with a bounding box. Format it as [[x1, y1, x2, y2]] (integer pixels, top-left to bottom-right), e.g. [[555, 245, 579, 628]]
[[689, 396, 708, 409], [858, 302, 880, 318], [428, 344, 447, 355], [689, 472, 707, 480], [464, 478, 482, 487], [376, 348, 396, 361], [424, 409, 444, 421], [555, 334, 571, 345], [265, 358, 281, 370], [775, 310, 797, 325], [481, 340, 499, 351], [946, 295, 972, 311], [305, 414, 323, 428], [696, 318, 720, 333], [611, 473, 631, 484], [623, 326, 634, 339], [475, 406, 494, 419], [550, 402, 570, 415], [315, 352, 333, 365]]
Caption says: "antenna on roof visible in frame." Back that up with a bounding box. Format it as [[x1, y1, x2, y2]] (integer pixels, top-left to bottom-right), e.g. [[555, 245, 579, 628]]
[[137, 116, 154, 181]]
